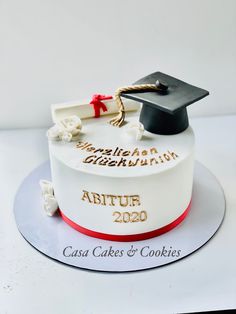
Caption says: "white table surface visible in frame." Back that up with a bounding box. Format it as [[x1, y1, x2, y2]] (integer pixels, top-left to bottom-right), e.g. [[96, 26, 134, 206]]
[[1, 115, 236, 314]]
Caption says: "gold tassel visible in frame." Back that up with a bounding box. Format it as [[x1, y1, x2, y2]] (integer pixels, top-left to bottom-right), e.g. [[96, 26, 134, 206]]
[[109, 84, 161, 127]]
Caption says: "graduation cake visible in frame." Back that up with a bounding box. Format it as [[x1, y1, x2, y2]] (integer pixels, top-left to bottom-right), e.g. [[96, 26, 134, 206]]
[[40, 71, 209, 241]]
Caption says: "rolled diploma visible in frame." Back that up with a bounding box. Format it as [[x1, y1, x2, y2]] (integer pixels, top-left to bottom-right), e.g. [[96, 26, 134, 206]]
[[51, 98, 141, 124]]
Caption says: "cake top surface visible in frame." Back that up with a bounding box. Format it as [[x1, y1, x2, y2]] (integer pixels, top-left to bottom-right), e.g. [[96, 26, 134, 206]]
[[49, 111, 194, 178]]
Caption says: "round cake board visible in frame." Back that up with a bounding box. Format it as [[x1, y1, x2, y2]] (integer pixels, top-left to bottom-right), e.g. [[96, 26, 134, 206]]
[[14, 161, 225, 272]]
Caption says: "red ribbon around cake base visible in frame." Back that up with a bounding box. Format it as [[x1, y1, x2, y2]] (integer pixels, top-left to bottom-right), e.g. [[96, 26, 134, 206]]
[[59, 201, 191, 242]]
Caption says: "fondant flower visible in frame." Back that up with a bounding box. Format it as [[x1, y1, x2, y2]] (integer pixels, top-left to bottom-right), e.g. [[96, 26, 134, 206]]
[[47, 124, 61, 141], [39, 180, 58, 216], [47, 115, 82, 142], [61, 131, 73, 143], [126, 122, 144, 140]]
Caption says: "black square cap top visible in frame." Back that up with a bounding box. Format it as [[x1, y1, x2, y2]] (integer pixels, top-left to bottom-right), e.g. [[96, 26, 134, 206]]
[[122, 71, 209, 114], [121, 71, 209, 135]]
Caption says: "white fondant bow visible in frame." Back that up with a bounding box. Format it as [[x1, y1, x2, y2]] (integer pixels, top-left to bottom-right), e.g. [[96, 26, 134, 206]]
[[39, 180, 58, 216], [47, 115, 82, 142]]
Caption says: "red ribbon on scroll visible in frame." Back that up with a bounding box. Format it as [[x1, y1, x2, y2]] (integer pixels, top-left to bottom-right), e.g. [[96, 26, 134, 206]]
[[89, 94, 113, 118]]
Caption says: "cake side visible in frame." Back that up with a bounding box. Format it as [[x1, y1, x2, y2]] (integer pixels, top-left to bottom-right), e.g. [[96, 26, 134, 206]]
[[50, 150, 194, 235], [49, 113, 195, 236]]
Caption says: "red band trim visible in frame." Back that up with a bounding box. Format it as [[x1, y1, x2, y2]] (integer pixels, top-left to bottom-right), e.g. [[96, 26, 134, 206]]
[[89, 94, 113, 118], [59, 201, 191, 242]]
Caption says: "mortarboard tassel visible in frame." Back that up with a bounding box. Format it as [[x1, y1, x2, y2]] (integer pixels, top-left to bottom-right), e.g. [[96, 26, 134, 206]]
[[109, 83, 164, 127]]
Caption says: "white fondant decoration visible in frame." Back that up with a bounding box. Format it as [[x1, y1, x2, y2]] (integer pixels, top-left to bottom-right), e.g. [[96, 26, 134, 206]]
[[51, 98, 140, 124], [47, 115, 82, 142], [39, 180, 58, 216], [126, 122, 145, 140]]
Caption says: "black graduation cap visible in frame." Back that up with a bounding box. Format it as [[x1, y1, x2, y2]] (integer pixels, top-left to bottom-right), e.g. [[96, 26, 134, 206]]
[[121, 72, 209, 135]]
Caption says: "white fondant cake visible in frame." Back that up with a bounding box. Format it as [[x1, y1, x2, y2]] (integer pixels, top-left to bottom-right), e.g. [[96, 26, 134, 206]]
[[49, 112, 194, 236], [41, 71, 209, 241]]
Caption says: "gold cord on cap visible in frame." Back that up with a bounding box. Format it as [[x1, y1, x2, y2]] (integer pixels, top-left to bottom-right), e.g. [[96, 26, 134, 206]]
[[109, 84, 162, 127]]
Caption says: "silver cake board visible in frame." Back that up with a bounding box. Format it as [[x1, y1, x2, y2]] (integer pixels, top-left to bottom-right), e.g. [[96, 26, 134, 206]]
[[13, 161, 225, 272]]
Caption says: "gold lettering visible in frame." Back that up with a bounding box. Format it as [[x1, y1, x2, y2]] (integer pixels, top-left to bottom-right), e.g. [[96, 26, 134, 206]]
[[118, 195, 129, 207], [92, 192, 101, 205], [131, 148, 140, 156], [98, 157, 110, 166], [81, 190, 142, 207], [122, 150, 131, 156], [86, 147, 95, 152], [117, 158, 127, 167], [101, 194, 106, 205], [117, 149, 123, 156], [107, 195, 117, 206], [113, 147, 119, 156], [93, 156, 102, 164], [150, 147, 158, 154], [163, 153, 171, 161], [78, 142, 179, 168], [94, 148, 104, 154], [81, 190, 92, 203], [81, 143, 92, 150], [102, 149, 112, 156], [140, 159, 148, 166], [113, 210, 147, 223], [128, 159, 140, 167], [150, 157, 158, 165], [76, 141, 84, 148], [107, 160, 117, 167], [83, 155, 96, 164], [168, 150, 179, 159], [131, 195, 141, 206]]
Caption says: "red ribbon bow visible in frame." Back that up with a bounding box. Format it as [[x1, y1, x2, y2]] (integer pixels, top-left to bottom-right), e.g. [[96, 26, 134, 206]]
[[89, 94, 113, 118]]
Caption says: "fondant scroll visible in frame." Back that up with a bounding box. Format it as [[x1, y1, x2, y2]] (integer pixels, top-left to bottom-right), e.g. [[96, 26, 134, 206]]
[[51, 98, 140, 124]]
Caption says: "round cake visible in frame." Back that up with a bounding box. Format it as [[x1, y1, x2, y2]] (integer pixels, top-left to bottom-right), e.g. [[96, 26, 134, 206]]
[[40, 71, 209, 241]]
